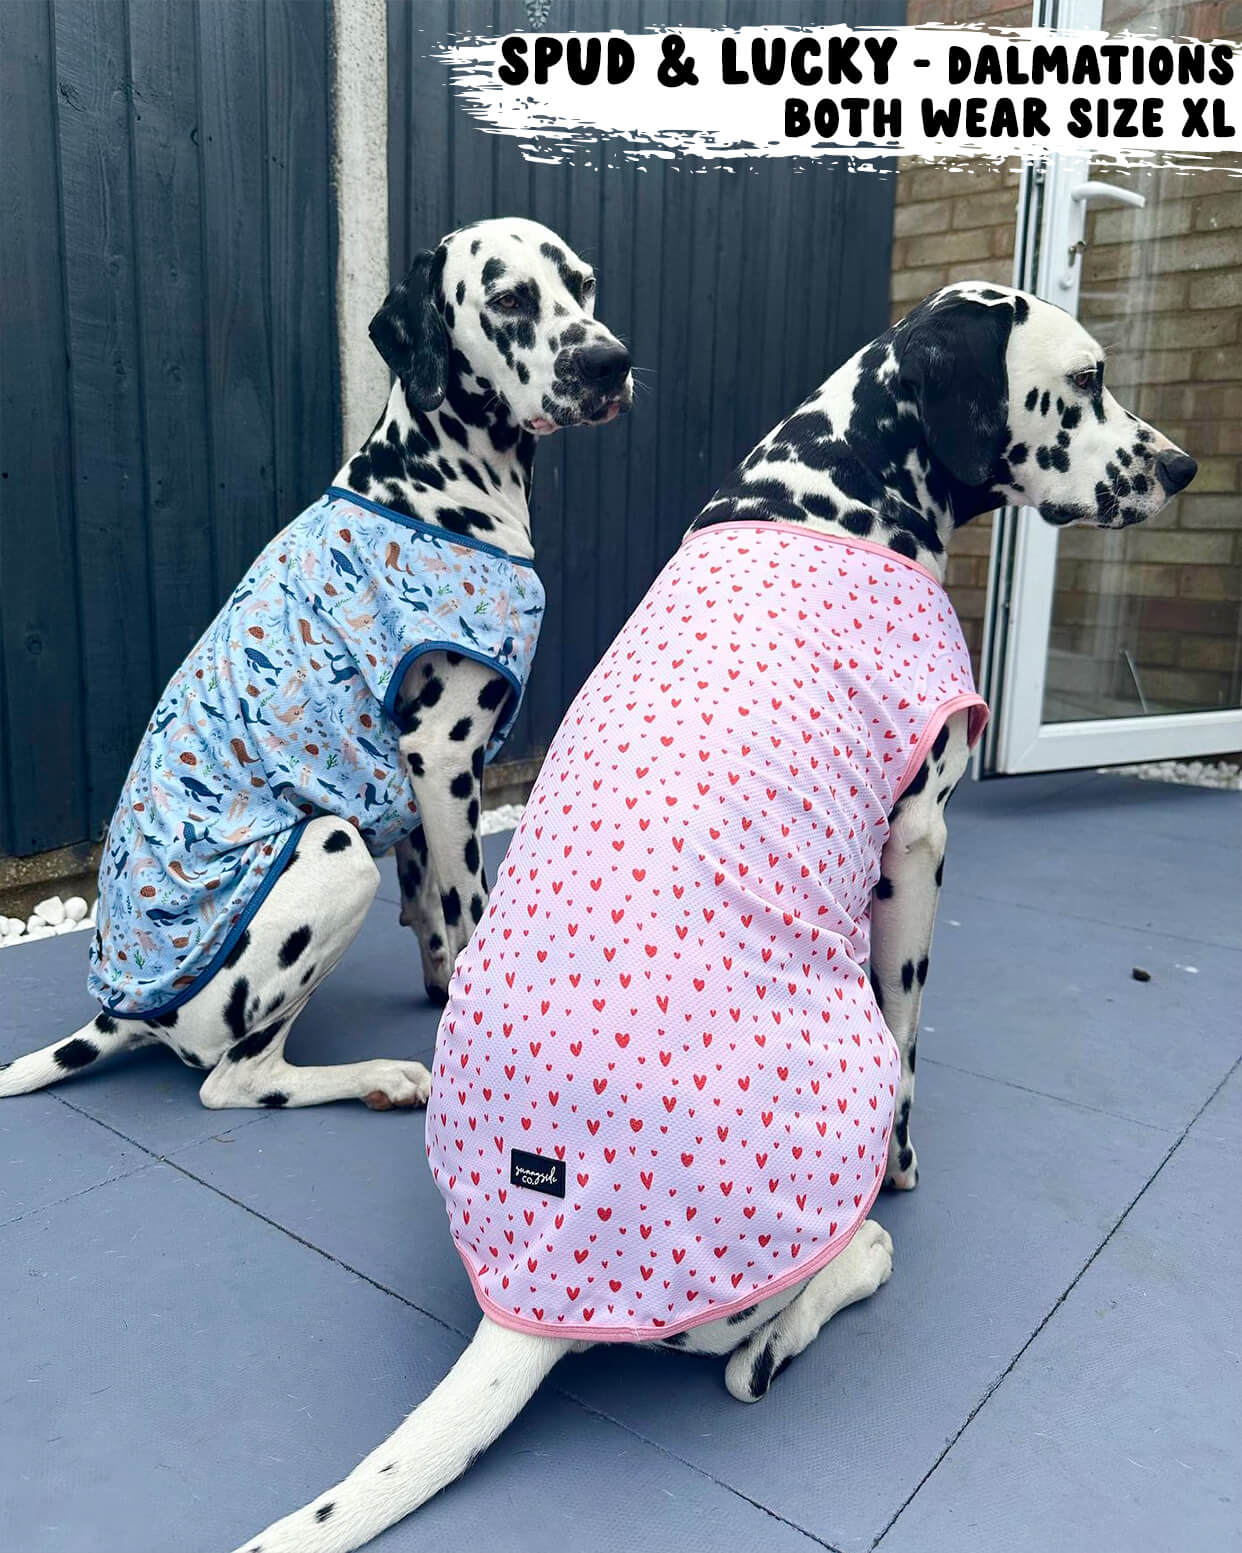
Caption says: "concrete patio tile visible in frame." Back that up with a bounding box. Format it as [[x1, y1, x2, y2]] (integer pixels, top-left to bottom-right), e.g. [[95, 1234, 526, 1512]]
[[918, 887, 1241, 1132], [874, 1128, 1241, 1553], [0, 1089, 150, 1226], [173, 1057, 1175, 1553], [1, 1162, 824, 1553]]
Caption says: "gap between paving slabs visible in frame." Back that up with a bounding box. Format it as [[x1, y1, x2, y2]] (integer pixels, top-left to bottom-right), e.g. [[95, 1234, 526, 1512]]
[[871, 1052, 1242, 1552]]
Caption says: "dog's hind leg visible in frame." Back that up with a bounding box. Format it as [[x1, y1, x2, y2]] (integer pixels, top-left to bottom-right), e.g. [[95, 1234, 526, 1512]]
[[231, 1318, 581, 1553], [0, 1010, 154, 1097], [870, 708, 971, 1190], [196, 816, 429, 1111], [723, 1220, 894, 1402]]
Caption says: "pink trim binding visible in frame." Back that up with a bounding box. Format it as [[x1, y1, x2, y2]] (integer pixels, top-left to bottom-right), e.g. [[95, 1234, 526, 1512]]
[[690, 519, 947, 589], [895, 692, 990, 801], [460, 1116, 893, 1345]]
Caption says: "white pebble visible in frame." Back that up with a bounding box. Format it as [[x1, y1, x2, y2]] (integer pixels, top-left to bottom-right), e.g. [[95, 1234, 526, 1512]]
[[26, 915, 44, 935], [63, 896, 89, 923], [55, 920, 80, 935], [24, 923, 54, 941], [34, 896, 66, 926]]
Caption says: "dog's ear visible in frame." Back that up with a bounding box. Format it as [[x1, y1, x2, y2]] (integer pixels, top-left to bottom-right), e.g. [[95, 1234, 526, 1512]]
[[369, 248, 449, 410], [896, 296, 1013, 488]]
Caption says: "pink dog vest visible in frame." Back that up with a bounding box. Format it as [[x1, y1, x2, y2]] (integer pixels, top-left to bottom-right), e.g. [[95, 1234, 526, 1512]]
[[427, 522, 987, 1341]]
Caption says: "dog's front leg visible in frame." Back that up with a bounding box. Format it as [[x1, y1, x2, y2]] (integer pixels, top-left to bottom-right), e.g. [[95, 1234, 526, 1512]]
[[870, 709, 971, 1190], [396, 651, 508, 996], [394, 827, 454, 1003]]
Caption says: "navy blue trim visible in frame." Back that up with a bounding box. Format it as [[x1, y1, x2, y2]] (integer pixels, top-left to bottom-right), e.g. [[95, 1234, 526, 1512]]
[[324, 486, 535, 567], [100, 819, 311, 1021], [383, 642, 524, 757]]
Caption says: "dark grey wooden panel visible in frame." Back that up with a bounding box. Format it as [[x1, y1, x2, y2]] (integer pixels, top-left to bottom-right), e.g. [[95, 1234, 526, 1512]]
[[53, 0, 156, 832], [128, 0, 218, 679], [1, 0, 338, 855], [387, 0, 901, 768], [0, 0, 87, 854]]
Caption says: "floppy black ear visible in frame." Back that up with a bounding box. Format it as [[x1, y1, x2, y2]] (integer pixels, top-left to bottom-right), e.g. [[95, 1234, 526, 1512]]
[[369, 248, 448, 410], [896, 297, 1013, 487]]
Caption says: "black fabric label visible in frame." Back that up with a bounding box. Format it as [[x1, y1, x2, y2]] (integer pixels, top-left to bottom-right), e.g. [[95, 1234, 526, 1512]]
[[510, 1149, 566, 1198]]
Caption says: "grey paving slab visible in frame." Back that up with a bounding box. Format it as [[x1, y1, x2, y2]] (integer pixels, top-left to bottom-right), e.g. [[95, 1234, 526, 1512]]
[[944, 787, 1241, 951], [0, 932, 272, 1156], [876, 1129, 1242, 1553], [1185, 1058, 1242, 1159], [0, 1088, 150, 1226], [176, 1057, 1175, 1553], [552, 1060, 1174, 1553], [1, 1162, 823, 1553], [918, 887, 1241, 1132]]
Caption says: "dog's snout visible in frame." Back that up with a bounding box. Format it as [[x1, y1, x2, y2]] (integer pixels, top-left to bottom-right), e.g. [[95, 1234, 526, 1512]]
[[575, 340, 631, 390], [1155, 450, 1197, 497]]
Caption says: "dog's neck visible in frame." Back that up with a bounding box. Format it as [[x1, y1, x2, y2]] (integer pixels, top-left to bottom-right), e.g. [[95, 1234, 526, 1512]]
[[334, 361, 538, 561], [690, 328, 1001, 584]]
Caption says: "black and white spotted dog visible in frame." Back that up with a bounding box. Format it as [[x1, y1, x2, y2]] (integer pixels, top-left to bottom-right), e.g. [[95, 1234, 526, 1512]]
[[232, 283, 1195, 1553], [0, 218, 632, 1114]]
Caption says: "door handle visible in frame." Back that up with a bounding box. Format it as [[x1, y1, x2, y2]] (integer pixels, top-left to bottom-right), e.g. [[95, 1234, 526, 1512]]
[[1059, 181, 1148, 289]]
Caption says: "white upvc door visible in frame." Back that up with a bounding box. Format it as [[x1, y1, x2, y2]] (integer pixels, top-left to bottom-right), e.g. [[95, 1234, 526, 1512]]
[[980, 0, 1242, 774]]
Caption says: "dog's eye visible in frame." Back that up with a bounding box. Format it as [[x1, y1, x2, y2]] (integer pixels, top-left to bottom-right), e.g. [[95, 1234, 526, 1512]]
[[581, 277, 596, 299], [1070, 366, 1099, 393], [492, 292, 519, 311]]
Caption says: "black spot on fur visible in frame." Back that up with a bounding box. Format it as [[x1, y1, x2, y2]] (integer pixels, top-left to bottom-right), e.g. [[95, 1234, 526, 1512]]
[[916, 956, 929, 986], [315, 1504, 335, 1524], [151, 1007, 179, 1029], [931, 725, 950, 762], [934, 856, 945, 887], [224, 978, 249, 1042], [471, 747, 485, 780], [228, 1020, 283, 1064], [259, 1091, 289, 1108], [464, 836, 480, 874], [470, 893, 484, 925], [55, 1037, 99, 1071], [324, 829, 353, 853], [450, 717, 473, 742], [904, 760, 929, 798], [901, 960, 915, 993], [442, 888, 462, 927], [279, 925, 312, 968], [450, 771, 473, 800], [407, 751, 425, 778], [749, 1343, 778, 1397], [95, 1012, 118, 1034], [481, 257, 506, 286], [875, 874, 893, 900], [478, 676, 508, 711], [467, 798, 480, 828]]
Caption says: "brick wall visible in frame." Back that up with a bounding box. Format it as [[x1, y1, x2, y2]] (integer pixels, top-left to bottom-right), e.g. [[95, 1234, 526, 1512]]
[[889, 0, 1242, 723]]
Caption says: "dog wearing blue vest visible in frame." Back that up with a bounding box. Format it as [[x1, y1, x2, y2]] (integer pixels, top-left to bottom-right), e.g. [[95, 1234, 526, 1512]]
[[0, 218, 632, 1111]]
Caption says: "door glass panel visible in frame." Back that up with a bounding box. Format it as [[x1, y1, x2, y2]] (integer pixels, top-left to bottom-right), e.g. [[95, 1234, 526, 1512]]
[[1041, 1, 1242, 722]]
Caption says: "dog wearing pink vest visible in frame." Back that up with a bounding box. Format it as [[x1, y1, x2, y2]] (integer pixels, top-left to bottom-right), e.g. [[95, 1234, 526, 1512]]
[[236, 284, 1196, 1553]]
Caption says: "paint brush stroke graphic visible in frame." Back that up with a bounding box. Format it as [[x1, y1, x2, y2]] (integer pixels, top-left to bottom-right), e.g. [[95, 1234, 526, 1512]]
[[437, 25, 1242, 172]]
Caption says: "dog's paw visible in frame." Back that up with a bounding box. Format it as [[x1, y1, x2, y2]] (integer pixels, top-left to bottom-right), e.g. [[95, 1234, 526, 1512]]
[[725, 1334, 786, 1404], [424, 981, 449, 1007], [363, 1060, 432, 1110], [851, 1219, 895, 1292], [885, 1137, 919, 1191]]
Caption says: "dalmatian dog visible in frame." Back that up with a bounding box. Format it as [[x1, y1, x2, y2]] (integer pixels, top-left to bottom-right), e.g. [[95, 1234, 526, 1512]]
[[0, 217, 632, 1113], [232, 282, 1194, 1553]]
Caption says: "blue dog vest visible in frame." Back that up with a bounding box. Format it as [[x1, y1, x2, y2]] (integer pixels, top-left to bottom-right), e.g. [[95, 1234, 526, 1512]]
[[89, 488, 544, 1017]]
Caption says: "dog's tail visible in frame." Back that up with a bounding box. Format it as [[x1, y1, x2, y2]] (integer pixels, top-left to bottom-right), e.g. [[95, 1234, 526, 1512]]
[[230, 1317, 576, 1553], [0, 1014, 149, 1097]]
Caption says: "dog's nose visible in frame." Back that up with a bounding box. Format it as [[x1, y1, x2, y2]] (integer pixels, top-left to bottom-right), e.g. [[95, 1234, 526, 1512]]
[[576, 341, 631, 390], [1155, 450, 1197, 496]]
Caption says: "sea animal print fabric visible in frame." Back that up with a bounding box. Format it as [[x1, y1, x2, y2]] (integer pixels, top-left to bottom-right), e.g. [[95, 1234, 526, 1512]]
[[90, 488, 544, 1016]]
